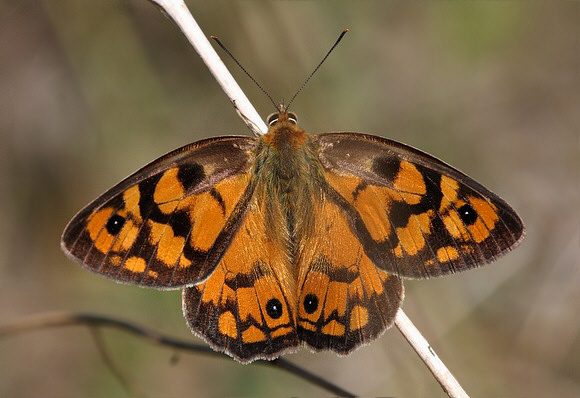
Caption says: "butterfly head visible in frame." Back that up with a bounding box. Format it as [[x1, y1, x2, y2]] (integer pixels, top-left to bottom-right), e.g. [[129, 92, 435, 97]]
[[266, 105, 298, 127], [263, 107, 308, 152]]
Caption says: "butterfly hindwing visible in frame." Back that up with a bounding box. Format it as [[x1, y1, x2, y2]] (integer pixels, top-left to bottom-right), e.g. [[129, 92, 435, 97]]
[[61, 136, 258, 288], [316, 132, 524, 278], [295, 194, 404, 354], [183, 193, 300, 363]]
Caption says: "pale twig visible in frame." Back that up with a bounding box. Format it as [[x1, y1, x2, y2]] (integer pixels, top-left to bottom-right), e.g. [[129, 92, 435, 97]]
[[149, 1, 470, 397], [0, 312, 355, 398], [149, 0, 267, 135], [395, 311, 469, 398]]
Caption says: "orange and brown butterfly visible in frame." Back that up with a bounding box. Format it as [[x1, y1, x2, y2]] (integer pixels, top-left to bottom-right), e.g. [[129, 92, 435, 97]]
[[61, 103, 524, 362]]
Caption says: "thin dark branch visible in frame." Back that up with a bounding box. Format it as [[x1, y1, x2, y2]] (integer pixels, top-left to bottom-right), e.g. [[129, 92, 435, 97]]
[[271, 357, 355, 398], [88, 327, 147, 398], [0, 312, 356, 397]]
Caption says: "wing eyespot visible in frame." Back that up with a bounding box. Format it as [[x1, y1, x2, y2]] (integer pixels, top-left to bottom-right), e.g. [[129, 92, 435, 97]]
[[457, 203, 478, 225], [266, 298, 283, 319], [303, 293, 319, 314], [105, 214, 126, 235]]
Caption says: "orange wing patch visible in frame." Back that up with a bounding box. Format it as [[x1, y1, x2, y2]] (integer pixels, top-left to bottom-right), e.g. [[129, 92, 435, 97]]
[[393, 161, 426, 204], [153, 167, 185, 212], [186, 175, 247, 252]]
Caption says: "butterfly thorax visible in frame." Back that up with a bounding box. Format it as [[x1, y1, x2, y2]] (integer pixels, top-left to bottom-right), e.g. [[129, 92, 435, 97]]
[[256, 112, 323, 265]]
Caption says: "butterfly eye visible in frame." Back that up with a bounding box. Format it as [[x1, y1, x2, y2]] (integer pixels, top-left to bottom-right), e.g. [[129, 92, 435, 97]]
[[266, 113, 279, 126], [303, 293, 319, 314], [266, 298, 283, 319], [106, 214, 126, 235], [266, 112, 298, 126], [287, 112, 298, 125]]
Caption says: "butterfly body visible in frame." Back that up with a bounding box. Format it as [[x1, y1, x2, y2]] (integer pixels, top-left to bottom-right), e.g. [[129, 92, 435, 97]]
[[62, 110, 524, 362], [257, 111, 324, 263]]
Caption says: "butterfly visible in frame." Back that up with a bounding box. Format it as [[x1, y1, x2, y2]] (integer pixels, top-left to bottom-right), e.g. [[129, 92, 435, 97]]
[[61, 108, 524, 363]]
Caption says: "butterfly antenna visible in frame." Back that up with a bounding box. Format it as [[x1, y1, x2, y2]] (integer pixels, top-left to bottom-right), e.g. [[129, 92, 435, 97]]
[[211, 36, 279, 110], [286, 29, 349, 110]]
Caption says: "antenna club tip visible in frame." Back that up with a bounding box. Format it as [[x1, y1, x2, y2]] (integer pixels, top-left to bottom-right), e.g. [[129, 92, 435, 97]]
[[343, 28, 349, 33], [210, 35, 218, 39]]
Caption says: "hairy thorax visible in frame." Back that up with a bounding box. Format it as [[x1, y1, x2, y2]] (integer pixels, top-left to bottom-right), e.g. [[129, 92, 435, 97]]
[[255, 119, 323, 264]]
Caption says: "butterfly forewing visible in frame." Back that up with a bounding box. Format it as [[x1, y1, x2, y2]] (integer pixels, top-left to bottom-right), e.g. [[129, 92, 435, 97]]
[[61, 136, 258, 288], [316, 132, 524, 279]]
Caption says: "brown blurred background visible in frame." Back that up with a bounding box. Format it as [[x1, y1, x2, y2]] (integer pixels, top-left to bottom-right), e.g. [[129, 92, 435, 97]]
[[1, 1, 578, 396]]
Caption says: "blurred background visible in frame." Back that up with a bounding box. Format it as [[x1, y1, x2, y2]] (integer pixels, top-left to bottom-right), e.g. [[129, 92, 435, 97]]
[[1, 1, 578, 396]]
